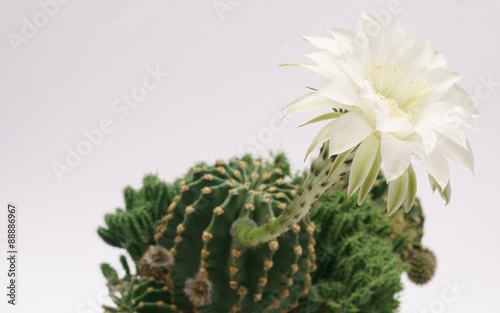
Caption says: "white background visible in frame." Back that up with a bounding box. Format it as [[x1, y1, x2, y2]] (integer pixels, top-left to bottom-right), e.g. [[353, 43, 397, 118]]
[[1, 1, 499, 312]]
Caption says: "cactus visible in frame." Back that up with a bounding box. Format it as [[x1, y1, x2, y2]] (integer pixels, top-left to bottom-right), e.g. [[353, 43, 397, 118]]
[[290, 175, 436, 313], [291, 189, 405, 313], [99, 154, 316, 313], [407, 249, 437, 285], [97, 175, 176, 261], [99, 154, 436, 313], [369, 175, 437, 281]]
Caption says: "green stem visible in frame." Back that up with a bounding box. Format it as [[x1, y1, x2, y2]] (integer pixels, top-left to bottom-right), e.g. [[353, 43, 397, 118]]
[[234, 143, 356, 247]]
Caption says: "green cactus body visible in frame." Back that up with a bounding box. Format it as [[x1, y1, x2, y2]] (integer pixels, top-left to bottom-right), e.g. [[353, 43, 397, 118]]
[[291, 175, 436, 313], [99, 155, 436, 313], [292, 187, 406, 313], [372, 180, 438, 288], [97, 175, 175, 261], [100, 155, 316, 313]]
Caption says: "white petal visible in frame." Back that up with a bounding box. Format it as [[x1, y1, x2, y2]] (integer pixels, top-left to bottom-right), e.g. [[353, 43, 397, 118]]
[[433, 126, 468, 149], [281, 63, 334, 78], [318, 78, 362, 108], [302, 49, 347, 78], [414, 101, 453, 127], [387, 170, 409, 216], [445, 85, 480, 116], [396, 39, 434, 76], [418, 67, 462, 103], [358, 12, 384, 41], [384, 20, 414, 56], [359, 80, 384, 102], [429, 174, 451, 204], [428, 50, 447, 69], [283, 93, 338, 116], [327, 27, 356, 54], [439, 137, 474, 174], [414, 101, 469, 149], [328, 147, 355, 179], [304, 121, 334, 161], [428, 174, 438, 192], [380, 132, 412, 181], [348, 134, 380, 197], [299, 112, 343, 127], [333, 53, 365, 87], [438, 85, 479, 129], [329, 112, 374, 155], [416, 128, 438, 153], [405, 164, 417, 212], [303, 36, 343, 55], [427, 67, 462, 93], [358, 149, 382, 205], [439, 182, 452, 205], [377, 117, 414, 133], [422, 150, 450, 190]]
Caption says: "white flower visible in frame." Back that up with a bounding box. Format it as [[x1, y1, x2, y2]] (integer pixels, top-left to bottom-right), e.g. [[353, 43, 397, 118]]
[[284, 12, 479, 215]]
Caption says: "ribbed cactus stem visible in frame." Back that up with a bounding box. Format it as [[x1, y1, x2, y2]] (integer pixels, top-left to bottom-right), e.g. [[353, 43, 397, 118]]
[[234, 143, 356, 247]]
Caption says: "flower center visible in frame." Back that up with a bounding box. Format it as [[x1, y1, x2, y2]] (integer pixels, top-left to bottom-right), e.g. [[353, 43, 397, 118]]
[[368, 64, 433, 121]]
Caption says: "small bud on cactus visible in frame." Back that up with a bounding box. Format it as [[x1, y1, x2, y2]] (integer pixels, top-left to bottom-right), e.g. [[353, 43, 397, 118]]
[[407, 248, 437, 285], [143, 245, 174, 268], [184, 273, 213, 307]]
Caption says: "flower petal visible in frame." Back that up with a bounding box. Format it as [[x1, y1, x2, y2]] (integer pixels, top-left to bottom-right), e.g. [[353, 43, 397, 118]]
[[302, 49, 348, 78], [422, 150, 450, 190], [329, 112, 374, 155], [396, 39, 434, 77], [433, 126, 468, 149], [357, 149, 382, 205], [283, 93, 338, 116], [380, 132, 412, 181], [429, 174, 451, 204], [303, 36, 343, 55], [304, 121, 334, 161], [318, 78, 362, 108], [387, 170, 409, 216], [439, 181, 452, 205], [439, 137, 474, 174], [299, 112, 343, 127], [418, 67, 462, 103], [414, 101, 469, 149], [405, 164, 417, 212], [348, 134, 380, 197], [384, 20, 414, 56], [358, 12, 384, 43], [328, 147, 355, 179], [428, 51, 447, 69], [428, 174, 438, 192], [280, 63, 333, 78], [377, 117, 414, 133], [327, 27, 356, 54], [332, 53, 365, 87]]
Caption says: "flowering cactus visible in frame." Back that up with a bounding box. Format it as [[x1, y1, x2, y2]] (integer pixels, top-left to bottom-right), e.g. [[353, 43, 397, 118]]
[[97, 12, 477, 313], [234, 12, 478, 247]]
